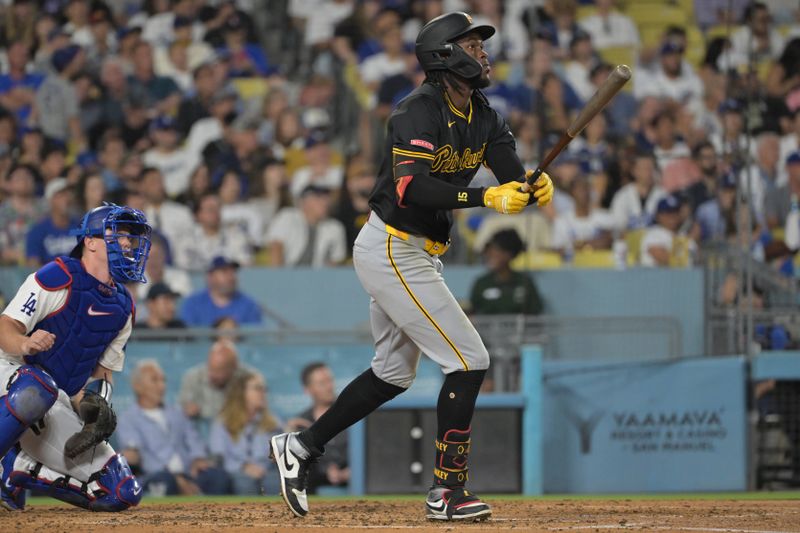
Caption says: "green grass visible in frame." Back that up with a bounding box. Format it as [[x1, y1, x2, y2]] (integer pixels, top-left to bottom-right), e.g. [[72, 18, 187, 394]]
[[26, 491, 800, 507]]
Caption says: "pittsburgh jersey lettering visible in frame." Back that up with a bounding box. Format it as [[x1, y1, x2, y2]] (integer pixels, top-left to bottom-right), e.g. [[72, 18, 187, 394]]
[[431, 143, 486, 174]]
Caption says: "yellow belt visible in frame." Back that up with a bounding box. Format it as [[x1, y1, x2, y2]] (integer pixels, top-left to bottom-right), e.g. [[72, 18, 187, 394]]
[[384, 224, 450, 256]]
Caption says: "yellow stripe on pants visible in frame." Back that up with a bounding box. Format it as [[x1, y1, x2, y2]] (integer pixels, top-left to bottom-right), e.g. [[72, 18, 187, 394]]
[[386, 235, 469, 371]]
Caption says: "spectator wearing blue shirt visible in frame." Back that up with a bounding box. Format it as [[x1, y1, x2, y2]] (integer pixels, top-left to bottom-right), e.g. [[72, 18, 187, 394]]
[[696, 172, 738, 243], [117, 359, 231, 496], [209, 371, 283, 495], [217, 14, 273, 78], [25, 178, 79, 267], [0, 41, 45, 124], [180, 256, 262, 326]]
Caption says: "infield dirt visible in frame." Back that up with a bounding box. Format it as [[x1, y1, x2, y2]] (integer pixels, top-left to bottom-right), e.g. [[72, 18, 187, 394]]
[[2, 498, 800, 532]]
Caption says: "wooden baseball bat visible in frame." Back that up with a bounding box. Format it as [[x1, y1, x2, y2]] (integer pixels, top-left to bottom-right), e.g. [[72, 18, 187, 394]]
[[526, 64, 632, 187]]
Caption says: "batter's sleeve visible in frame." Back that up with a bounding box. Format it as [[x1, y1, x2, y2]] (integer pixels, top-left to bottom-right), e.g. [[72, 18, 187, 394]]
[[97, 314, 132, 372], [388, 98, 440, 206], [2, 273, 68, 334], [483, 109, 526, 184]]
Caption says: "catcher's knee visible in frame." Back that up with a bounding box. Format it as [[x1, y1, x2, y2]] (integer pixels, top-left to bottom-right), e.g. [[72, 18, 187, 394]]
[[89, 454, 142, 511], [4, 365, 58, 424]]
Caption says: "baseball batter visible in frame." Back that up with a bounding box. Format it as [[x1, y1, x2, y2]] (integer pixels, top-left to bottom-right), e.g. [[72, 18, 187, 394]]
[[271, 12, 553, 521], [0, 204, 151, 512]]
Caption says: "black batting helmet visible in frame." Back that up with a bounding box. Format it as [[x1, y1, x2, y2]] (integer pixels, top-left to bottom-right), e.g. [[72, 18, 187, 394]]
[[415, 12, 495, 81]]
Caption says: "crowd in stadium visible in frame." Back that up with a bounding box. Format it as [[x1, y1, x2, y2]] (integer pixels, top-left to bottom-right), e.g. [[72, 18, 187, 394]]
[[0, 0, 798, 284]]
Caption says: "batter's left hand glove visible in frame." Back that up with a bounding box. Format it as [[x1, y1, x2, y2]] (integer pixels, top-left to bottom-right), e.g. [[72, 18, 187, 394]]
[[526, 170, 554, 207], [64, 392, 117, 459]]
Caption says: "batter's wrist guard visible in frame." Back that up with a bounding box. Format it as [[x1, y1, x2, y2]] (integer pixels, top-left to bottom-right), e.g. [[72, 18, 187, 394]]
[[433, 427, 471, 487]]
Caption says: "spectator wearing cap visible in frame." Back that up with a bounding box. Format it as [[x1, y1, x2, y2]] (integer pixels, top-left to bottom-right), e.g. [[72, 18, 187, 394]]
[[128, 41, 181, 115], [551, 176, 615, 258], [710, 99, 748, 162], [563, 29, 596, 103], [469, 229, 543, 315], [633, 41, 703, 106], [218, 13, 274, 78], [137, 283, 187, 331], [136, 233, 192, 302], [117, 24, 144, 65], [765, 151, 800, 229], [179, 256, 262, 327], [186, 84, 238, 160], [695, 172, 739, 243], [0, 164, 46, 265], [610, 151, 667, 231], [143, 115, 200, 197], [24, 178, 79, 267], [289, 130, 345, 200], [176, 61, 222, 137], [0, 40, 45, 124], [641, 195, 696, 267], [173, 193, 252, 271], [35, 44, 86, 144], [267, 184, 347, 267], [139, 166, 194, 252], [588, 62, 637, 138], [139, 0, 204, 48], [578, 0, 640, 50]]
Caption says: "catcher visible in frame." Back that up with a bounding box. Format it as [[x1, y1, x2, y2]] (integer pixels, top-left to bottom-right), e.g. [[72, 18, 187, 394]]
[[0, 203, 151, 512]]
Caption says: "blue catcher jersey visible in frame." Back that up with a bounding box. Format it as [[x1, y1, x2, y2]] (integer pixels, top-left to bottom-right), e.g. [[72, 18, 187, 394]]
[[24, 257, 134, 396]]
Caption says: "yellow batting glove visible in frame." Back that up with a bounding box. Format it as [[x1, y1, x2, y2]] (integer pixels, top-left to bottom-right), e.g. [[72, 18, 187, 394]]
[[483, 181, 530, 215], [525, 170, 554, 207]]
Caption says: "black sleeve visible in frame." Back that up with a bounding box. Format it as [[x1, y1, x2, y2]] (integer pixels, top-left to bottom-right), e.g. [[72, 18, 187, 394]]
[[484, 109, 526, 183], [404, 176, 485, 209]]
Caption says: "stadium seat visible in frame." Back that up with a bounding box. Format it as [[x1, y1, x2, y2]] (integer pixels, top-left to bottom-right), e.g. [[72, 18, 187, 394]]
[[573, 249, 616, 268], [576, 5, 597, 21], [232, 77, 270, 100], [598, 46, 637, 73], [626, 4, 687, 27], [685, 26, 705, 67], [512, 250, 563, 270], [625, 229, 646, 265], [706, 24, 741, 40]]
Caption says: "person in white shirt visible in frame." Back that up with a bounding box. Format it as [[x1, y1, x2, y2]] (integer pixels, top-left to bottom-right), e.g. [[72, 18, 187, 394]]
[[641, 195, 696, 267], [710, 98, 749, 163], [139, 167, 195, 256], [186, 86, 239, 160], [136, 234, 192, 302], [303, 0, 354, 47], [267, 185, 347, 267], [634, 41, 703, 106], [359, 24, 410, 91], [610, 151, 666, 231], [578, 0, 640, 50], [143, 115, 200, 197], [173, 192, 253, 271], [218, 169, 264, 249], [551, 177, 614, 256], [290, 131, 345, 200], [651, 111, 690, 171], [742, 132, 782, 225], [563, 29, 596, 103], [730, 2, 784, 66]]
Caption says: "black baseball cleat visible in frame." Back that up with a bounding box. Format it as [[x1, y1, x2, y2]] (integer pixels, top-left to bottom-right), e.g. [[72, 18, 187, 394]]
[[425, 485, 492, 521], [270, 432, 317, 518]]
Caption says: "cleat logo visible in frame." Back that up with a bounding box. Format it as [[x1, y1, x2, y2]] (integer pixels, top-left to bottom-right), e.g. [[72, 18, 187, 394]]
[[283, 439, 298, 477], [427, 500, 446, 513]]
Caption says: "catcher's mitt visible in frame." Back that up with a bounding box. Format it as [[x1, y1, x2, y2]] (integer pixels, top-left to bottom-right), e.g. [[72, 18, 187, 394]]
[[64, 393, 117, 459]]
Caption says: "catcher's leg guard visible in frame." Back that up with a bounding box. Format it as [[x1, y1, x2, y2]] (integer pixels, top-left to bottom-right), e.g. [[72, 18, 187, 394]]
[[9, 452, 142, 512], [0, 365, 57, 458], [426, 428, 491, 521], [0, 446, 25, 511]]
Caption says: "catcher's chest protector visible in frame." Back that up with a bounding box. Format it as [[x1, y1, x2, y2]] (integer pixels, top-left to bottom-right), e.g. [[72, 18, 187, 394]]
[[26, 257, 133, 396]]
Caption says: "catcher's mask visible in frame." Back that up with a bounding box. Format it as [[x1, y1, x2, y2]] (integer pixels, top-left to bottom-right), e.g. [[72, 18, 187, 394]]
[[415, 12, 495, 86], [69, 203, 152, 284]]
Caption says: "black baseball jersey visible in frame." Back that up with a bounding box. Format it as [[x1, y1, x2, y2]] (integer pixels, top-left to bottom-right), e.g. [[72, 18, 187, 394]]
[[369, 82, 525, 244]]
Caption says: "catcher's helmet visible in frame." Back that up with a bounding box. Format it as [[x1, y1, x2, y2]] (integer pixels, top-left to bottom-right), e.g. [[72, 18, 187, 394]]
[[415, 12, 495, 81], [69, 203, 152, 284]]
